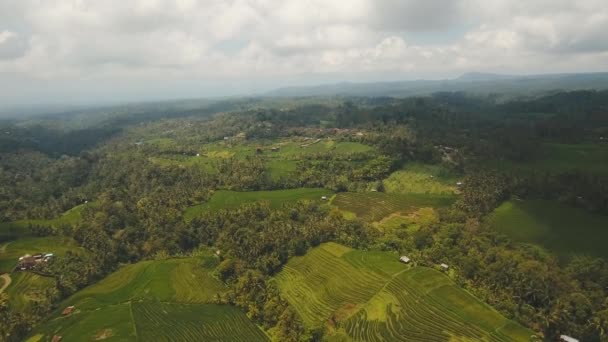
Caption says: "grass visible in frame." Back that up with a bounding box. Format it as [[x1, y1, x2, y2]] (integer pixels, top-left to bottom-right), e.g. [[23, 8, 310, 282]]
[[31, 256, 269, 341], [383, 162, 458, 195], [490, 143, 608, 174], [488, 200, 608, 260], [184, 188, 333, 221], [0, 203, 88, 242], [331, 192, 456, 221], [274, 243, 533, 341]]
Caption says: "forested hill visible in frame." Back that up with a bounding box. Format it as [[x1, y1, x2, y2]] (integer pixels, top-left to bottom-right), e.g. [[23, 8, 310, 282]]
[[267, 72, 608, 97]]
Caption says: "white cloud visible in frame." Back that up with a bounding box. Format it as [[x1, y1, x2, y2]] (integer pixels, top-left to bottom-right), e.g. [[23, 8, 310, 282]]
[[0, 0, 607, 103]]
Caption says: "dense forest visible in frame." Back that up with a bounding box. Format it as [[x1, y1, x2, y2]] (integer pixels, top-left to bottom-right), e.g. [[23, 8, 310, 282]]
[[2, 91, 608, 341]]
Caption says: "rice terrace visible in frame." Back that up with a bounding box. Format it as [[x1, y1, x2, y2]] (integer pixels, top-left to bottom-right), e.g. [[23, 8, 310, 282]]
[[275, 243, 533, 341]]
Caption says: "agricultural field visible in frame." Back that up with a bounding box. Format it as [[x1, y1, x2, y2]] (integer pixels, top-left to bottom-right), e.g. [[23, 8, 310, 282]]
[[4, 272, 55, 311], [0, 203, 88, 242], [146, 136, 376, 179], [488, 200, 608, 260], [490, 143, 608, 174], [274, 243, 533, 341], [331, 192, 456, 221], [30, 256, 269, 341], [184, 188, 333, 221], [383, 162, 459, 195]]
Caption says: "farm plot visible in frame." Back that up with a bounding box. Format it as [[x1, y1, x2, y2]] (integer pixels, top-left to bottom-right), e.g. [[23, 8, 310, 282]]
[[65, 257, 226, 310], [29, 256, 268, 341], [383, 162, 458, 195], [184, 188, 333, 221], [133, 302, 269, 342], [331, 192, 455, 221], [488, 200, 608, 260], [5, 272, 55, 311], [275, 243, 533, 341]]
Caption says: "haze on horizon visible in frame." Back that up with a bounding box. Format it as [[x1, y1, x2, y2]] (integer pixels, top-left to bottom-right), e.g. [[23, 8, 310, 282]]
[[1, 0, 607, 107]]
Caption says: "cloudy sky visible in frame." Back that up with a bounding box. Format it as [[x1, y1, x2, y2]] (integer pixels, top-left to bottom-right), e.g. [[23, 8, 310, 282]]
[[1, 0, 607, 106]]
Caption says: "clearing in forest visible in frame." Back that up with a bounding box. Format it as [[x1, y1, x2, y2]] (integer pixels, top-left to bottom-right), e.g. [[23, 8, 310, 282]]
[[489, 199, 608, 260], [383, 162, 459, 195], [274, 242, 533, 342], [331, 192, 455, 221], [184, 188, 333, 221], [30, 255, 269, 341]]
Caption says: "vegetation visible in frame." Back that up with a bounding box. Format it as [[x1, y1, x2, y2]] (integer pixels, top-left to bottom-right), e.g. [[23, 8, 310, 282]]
[[3, 90, 608, 341], [331, 192, 456, 221], [275, 243, 532, 341], [184, 188, 333, 221], [489, 200, 608, 260]]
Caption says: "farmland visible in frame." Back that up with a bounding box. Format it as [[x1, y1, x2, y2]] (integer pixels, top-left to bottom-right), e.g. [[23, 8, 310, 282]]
[[383, 162, 459, 195], [30, 256, 269, 341], [488, 200, 608, 260], [274, 243, 532, 341], [331, 192, 456, 221], [147, 137, 375, 175], [184, 188, 333, 221]]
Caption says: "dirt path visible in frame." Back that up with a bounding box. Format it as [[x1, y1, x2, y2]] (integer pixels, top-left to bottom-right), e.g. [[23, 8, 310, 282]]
[[0, 273, 11, 293], [0, 242, 9, 253]]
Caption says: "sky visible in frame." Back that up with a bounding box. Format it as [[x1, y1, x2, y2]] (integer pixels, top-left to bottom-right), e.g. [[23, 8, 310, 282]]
[[0, 0, 607, 106]]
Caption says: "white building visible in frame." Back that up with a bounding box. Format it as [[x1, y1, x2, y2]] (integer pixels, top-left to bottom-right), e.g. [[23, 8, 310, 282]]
[[560, 335, 579, 342], [399, 256, 410, 263]]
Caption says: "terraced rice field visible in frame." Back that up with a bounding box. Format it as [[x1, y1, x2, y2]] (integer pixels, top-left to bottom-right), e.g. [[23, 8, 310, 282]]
[[133, 302, 268, 341], [5, 272, 55, 311], [331, 192, 456, 221], [275, 243, 533, 341], [64, 257, 226, 310], [30, 256, 268, 341], [184, 188, 333, 221], [489, 200, 608, 260]]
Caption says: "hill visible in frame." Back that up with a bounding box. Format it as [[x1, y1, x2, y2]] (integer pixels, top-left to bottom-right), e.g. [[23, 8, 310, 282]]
[[29, 256, 269, 341], [267, 72, 608, 98], [274, 243, 533, 341]]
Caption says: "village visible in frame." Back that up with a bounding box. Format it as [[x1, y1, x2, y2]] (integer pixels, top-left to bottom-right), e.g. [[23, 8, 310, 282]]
[[16, 252, 54, 271]]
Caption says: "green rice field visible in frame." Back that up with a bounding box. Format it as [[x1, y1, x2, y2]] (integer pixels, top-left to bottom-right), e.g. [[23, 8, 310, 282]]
[[489, 200, 608, 260], [30, 256, 269, 341], [274, 243, 533, 341], [184, 188, 333, 221], [331, 192, 456, 221], [383, 162, 458, 195]]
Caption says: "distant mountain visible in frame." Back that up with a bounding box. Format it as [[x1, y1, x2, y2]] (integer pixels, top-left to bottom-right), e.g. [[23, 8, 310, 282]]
[[266, 72, 608, 98]]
